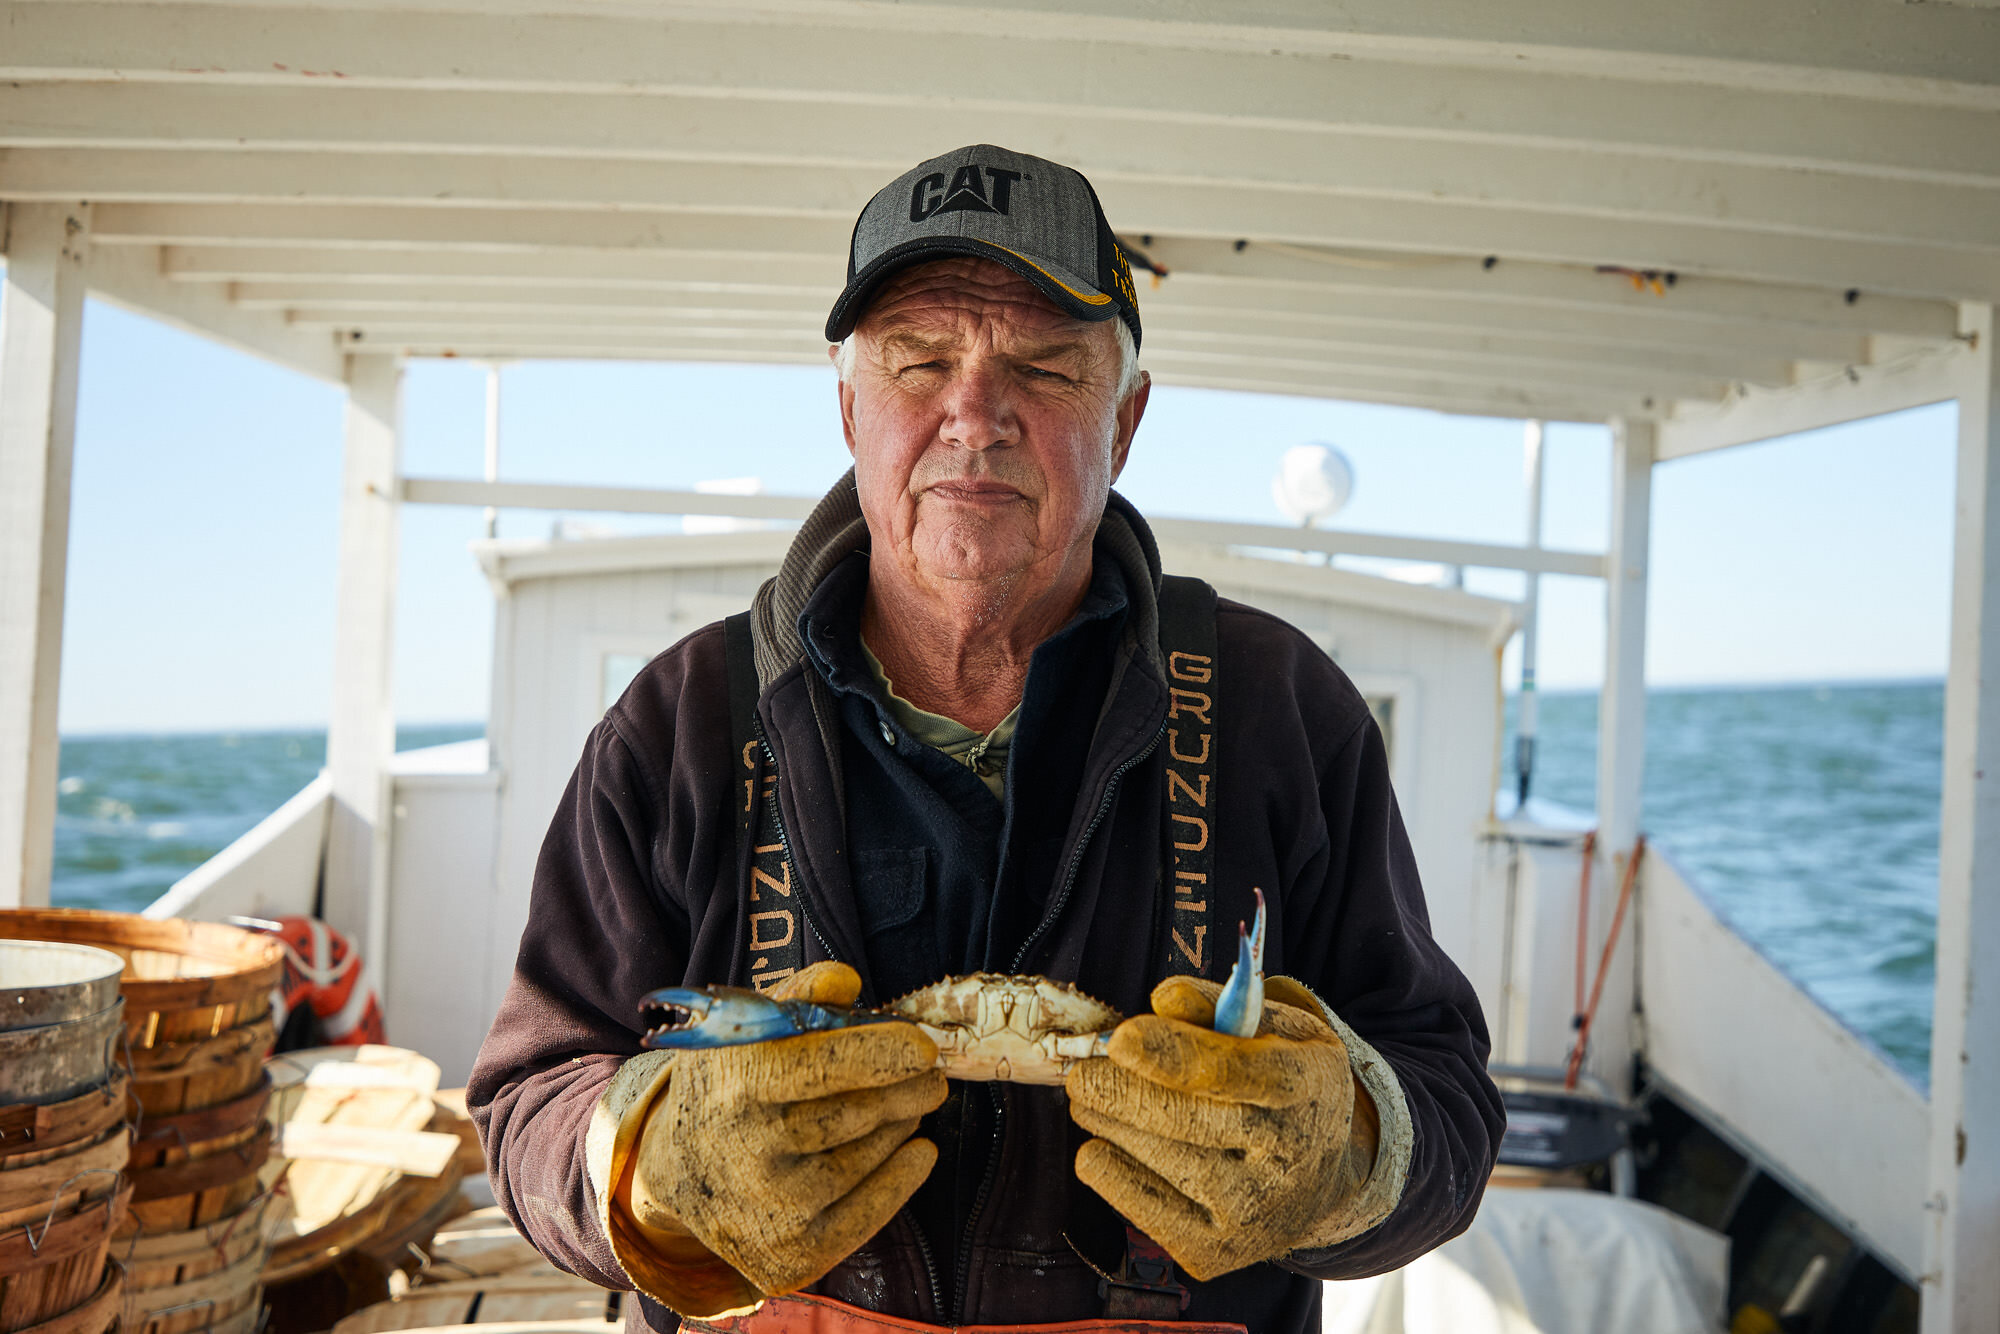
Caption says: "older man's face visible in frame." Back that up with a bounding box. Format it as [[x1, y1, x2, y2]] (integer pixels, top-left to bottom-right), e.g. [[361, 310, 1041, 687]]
[[837, 258, 1145, 593]]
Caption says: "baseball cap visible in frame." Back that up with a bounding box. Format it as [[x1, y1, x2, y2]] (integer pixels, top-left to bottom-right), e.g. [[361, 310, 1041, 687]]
[[825, 144, 1142, 350]]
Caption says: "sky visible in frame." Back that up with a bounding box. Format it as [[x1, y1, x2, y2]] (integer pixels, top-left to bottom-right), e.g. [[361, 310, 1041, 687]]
[[44, 295, 1959, 734]]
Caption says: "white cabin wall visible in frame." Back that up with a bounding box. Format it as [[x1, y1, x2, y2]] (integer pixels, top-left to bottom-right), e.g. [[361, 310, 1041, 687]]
[[484, 552, 782, 1037], [1476, 834, 1596, 1071], [386, 759, 501, 1087]]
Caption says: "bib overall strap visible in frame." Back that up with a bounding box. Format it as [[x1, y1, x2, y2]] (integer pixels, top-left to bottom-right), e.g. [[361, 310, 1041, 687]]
[[1154, 575, 1219, 981], [726, 611, 805, 993]]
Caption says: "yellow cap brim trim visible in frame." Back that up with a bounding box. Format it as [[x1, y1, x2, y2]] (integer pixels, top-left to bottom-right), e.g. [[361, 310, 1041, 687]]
[[978, 241, 1115, 308]]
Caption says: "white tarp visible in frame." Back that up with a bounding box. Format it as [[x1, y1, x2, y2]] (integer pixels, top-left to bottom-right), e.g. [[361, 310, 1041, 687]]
[[1322, 1189, 1729, 1334]]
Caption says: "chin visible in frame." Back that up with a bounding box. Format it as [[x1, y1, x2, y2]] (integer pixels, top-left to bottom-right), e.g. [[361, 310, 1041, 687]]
[[914, 525, 1038, 582]]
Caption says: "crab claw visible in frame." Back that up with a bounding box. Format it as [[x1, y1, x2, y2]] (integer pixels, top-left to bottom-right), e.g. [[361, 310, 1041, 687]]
[[1213, 887, 1267, 1039], [639, 985, 806, 1049], [638, 983, 900, 1050]]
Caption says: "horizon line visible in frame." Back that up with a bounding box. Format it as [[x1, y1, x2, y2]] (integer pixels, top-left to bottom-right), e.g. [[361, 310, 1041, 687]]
[[56, 673, 1948, 740]]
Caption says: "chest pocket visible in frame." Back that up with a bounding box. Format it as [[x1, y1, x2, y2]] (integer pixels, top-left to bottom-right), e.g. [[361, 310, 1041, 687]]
[[850, 846, 936, 1002]]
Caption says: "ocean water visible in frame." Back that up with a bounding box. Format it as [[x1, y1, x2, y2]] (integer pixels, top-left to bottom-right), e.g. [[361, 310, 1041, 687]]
[[1506, 681, 1942, 1086], [50, 683, 1942, 1085], [51, 724, 481, 913]]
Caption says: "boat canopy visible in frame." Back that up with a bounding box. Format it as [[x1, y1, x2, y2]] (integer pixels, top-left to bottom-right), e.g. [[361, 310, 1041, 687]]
[[0, 0, 1995, 443]]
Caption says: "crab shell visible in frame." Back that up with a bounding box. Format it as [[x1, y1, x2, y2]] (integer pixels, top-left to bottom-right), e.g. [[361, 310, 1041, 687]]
[[887, 973, 1123, 1085]]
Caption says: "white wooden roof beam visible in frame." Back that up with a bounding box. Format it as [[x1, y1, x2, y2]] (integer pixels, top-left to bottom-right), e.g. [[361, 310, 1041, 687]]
[[269, 294, 1803, 382], [92, 202, 853, 261], [279, 300, 1781, 386], [11, 145, 1998, 264], [219, 280, 1874, 364], [124, 218, 1960, 343], [1136, 240, 1962, 340], [3, 1, 1993, 114], [7, 77, 2000, 194], [21, 152, 1996, 301], [348, 322, 1688, 413], [267, 294, 828, 321], [164, 250, 1912, 362], [1137, 347, 1717, 406], [370, 337, 1639, 423], [164, 250, 1919, 363], [87, 244, 344, 382], [1655, 335, 1977, 459]]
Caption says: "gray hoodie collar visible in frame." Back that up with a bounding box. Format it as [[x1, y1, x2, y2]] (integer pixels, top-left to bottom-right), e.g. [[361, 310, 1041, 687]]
[[749, 468, 1165, 693]]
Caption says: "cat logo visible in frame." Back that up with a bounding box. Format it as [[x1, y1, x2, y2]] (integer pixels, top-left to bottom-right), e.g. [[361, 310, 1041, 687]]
[[909, 164, 1026, 222]]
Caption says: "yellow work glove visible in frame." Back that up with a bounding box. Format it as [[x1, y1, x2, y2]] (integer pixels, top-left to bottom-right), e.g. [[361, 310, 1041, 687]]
[[618, 962, 947, 1313], [1065, 975, 1381, 1281]]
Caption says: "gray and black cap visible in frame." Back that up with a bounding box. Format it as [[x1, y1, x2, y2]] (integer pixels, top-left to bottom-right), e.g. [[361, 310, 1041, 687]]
[[825, 144, 1141, 350]]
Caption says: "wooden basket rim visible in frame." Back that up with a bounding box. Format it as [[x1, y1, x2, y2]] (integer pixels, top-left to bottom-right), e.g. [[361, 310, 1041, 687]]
[[128, 1018, 276, 1080], [116, 1190, 277, 1263], [0, 1130, 130, 1216], [129, 1122, 273, 1205], [0, 1071, 130, 1164], [0, 910, 283, 1014], [123, 1237, 265, 1318], [0, 1178, 132, 1271], [130, 1075, 272, 1159]]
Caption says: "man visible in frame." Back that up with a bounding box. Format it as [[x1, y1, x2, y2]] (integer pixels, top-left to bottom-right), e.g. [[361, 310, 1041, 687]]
[[469, 145, 1503, 1333]]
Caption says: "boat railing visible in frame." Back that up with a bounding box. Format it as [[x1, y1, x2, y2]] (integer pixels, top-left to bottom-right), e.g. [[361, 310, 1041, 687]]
[[1638, 844, 1928, 1282], [145, 772, 330, 925]]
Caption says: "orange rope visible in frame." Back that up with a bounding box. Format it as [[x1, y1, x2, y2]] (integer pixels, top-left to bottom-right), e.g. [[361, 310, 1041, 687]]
[[1572, 831, 1597, 1024], [1565, 834, 1646, 1090]]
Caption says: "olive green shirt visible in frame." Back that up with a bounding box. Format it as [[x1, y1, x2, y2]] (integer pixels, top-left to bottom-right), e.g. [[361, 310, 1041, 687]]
[[860, 638, 1019, 800]]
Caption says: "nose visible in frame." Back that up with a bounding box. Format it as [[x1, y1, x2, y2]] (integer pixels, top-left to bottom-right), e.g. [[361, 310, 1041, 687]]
[[938, 358, 1017, 452]]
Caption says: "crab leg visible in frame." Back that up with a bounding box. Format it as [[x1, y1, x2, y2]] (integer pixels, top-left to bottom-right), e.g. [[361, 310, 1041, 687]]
[[1213, 887, 1268, 1038]]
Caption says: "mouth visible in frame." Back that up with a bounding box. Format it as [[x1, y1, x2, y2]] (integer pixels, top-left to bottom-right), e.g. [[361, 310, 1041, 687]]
[[925, 480, 1023, 505]]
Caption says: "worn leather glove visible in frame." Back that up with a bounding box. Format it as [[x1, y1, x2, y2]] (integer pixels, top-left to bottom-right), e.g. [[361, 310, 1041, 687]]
[[618, 962, 947, 1312], [1066, 975, 1381, 1281]]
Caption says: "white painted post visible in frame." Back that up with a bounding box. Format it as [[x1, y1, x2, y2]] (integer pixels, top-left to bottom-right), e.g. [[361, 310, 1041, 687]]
[[1588, 415, 1654, 1095], [323, 352, 403, 1007], [482, 363, 502, 540], [1516, 419, 1547, 810], [1924, 300, 2000, 1333], [0, 203, 90, 909]]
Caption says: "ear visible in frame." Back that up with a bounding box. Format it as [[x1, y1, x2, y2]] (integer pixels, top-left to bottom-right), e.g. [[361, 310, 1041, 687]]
[[1108, 371, 1150, 484], [836, 356, 860, 459]]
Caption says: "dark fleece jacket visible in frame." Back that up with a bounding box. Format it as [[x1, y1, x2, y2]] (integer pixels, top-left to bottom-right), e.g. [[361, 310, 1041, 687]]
[[468, 474, 1503, 1332]]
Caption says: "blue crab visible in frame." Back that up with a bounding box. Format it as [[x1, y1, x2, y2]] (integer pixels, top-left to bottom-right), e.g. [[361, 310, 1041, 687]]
[[640, 889, 1268, 1083]]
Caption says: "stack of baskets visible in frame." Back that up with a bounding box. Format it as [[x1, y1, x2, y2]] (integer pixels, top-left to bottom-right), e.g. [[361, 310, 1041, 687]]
[[0, 938, 132, 1334], [0, 910, 284, 1334]]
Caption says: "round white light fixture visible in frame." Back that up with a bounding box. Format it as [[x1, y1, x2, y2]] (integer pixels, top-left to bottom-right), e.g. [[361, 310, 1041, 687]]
[[1271, 443, 1355, 527]]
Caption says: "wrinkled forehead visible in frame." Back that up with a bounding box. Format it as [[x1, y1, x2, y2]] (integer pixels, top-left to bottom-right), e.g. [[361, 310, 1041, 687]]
[[855, 256, 1111, 348]]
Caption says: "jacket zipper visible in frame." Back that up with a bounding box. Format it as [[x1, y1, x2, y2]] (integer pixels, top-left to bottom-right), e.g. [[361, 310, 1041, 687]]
[[903, 1205, 945, 1319], [947, 720, 1164, 1321], [756, 718, 943, 1313], [952, 1085, 1005, 1323]]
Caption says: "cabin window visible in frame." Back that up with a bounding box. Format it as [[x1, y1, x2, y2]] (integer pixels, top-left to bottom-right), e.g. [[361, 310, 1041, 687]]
[[601, 653, 650, 714], [1347, 672, 1419, 801], [1365, 693, 1397, 762]]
